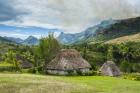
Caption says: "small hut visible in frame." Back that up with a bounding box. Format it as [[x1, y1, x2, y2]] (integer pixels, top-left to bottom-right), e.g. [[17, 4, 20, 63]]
[[16, 55, 33, 69], [45, 49, 91, 75], [99, 61, 121, 76]]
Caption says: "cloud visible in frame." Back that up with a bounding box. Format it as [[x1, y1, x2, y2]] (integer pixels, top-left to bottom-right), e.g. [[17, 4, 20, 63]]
[[0, 0, 27, 22], [0, 0, 140, 33], [0, 31, 28, 39]]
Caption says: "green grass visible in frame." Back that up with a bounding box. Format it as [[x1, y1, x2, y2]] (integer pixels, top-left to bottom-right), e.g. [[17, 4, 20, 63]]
[[0, 63, 14, 67], [0, 73, 140, 93]]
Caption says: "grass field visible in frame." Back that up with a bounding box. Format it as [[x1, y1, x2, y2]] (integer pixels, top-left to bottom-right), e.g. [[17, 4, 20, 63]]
[[0, 73, 140, 93], [105, 33, 140, 44]]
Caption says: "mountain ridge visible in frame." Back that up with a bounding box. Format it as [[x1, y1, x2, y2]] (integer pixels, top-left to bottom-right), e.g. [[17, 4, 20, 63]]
[[57, 19, 117, 44], [21, 36, 39, 45], [4, 37, 24, 44], [58, 17, 140, 44], [0, 36, 14, 43], [3, 36, 39, 45]]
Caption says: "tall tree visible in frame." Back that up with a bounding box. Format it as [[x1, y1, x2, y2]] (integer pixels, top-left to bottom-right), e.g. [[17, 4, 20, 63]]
[[83, 43, 88, 59], [117, 43, 129, 62], [38, 34, 61, 64], [107, 46, 113, 61]]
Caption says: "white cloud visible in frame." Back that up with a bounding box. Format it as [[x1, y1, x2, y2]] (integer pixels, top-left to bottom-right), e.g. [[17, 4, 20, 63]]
[[1, 0, 140, 33], [0, 31, 28, 39]]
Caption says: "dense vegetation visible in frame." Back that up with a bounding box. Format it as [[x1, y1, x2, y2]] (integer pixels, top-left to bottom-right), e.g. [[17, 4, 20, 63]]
[[0, 34, 140, 78], [68, 41, 140, 73], [0, 34, 61, 74], [0, 33, 140, 93]]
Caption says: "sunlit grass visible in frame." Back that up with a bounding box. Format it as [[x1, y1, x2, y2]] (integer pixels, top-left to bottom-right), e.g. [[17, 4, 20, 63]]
[[105, 33, 140, 44], [0, 73, 140, 93]]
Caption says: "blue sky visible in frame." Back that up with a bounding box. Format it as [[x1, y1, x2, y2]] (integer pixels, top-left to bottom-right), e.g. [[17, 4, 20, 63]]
[[0, 0, 140, 39], [0, 24, 62, 39]]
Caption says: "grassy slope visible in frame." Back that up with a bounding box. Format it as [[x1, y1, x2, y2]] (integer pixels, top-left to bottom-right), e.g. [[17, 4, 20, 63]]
[[0, 74, 140, 93], [105, 33, 140, 44]]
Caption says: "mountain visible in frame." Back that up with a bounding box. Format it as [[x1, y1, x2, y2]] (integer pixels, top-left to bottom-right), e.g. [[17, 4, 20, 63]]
[[91, 17, 140, 42], [57, 19, 117, 44], [4, 37, 23, 44], [0, 36, 14, 43], [58, 32, 79, 44], [58, 17, 140, 44], [22, 36, 39, 45]]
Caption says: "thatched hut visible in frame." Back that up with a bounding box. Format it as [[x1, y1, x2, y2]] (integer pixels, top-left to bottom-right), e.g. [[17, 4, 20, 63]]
[[99, 61, 121, 76], [16, 55, 33, 69], [45, 49, 91, 75]]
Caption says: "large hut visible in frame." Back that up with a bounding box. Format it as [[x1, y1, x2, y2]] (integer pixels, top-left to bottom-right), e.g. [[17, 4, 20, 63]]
[[45, 49, 91, 75], [99, 61, 121, 76]]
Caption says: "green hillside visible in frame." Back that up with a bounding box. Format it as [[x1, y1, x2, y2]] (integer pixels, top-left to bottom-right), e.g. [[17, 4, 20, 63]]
[[105, 33, 140, 44], [0, 36, 14, 43], [87, 17, 140, 43]]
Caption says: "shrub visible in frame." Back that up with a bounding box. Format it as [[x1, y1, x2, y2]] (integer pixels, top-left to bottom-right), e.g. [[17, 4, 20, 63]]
[[132, 63, 140, 72], [123, 73, 140, 81], [22, 69, 31, 73], [84, 71, 98, 76], [76, 70, 98, 76], [67, 70, 75, 76], [0, 64, 17, 72], [120, 61, 132, 73], [76, 70, 83, 76], [23, 66, 44, 74]]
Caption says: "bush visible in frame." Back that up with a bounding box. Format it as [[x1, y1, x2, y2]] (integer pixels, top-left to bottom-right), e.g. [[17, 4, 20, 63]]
[[66, 70, 98, 76], [120, 61, 132, 73], [123, 73, 140, 81], [0, 63, 18, 72], [84, 71, 98, 76], [76, 70, 98, 76], [23, 66, 44, 74], [76, 70, 83, 76], [22, 69, 31, 73], [132, 63, 140, 72], [67, 70, 75, 76], [0, 66, 17, 72]]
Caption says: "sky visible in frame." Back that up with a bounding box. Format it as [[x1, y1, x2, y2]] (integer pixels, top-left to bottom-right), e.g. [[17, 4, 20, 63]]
[[0, 0, 140, 39]]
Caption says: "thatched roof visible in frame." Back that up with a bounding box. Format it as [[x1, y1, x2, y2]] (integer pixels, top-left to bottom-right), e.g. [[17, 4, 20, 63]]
[[45, 49, 91, 70], [99, 61, 121, 76], [16, 55, 33, 68]]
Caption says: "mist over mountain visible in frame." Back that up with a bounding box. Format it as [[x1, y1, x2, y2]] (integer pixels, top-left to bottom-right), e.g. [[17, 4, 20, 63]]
[[57, 19, 117, 44], [58, 16, 140, 44], [91, 16, 140, 42]]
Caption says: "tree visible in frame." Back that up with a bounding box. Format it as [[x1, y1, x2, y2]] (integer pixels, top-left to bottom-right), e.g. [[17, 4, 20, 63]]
[[38, 34, 61, 64], [4, 50, 21, 71], [83, 43, 88, 59], [120, 60, 131, 73], [117, 43, 129, 62], [107, 46, 113, 61]]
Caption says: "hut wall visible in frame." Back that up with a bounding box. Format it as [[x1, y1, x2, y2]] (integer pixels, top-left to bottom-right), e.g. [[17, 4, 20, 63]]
[[79, 68, 90, 73], [47, 70, 68, 75], [47, 68, 90, 75]]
